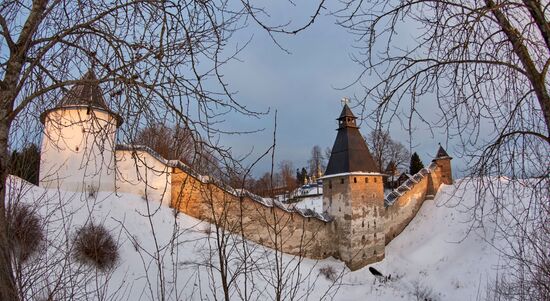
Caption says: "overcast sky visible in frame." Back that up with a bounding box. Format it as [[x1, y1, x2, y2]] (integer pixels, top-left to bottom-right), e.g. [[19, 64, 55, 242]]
[[214, 2, 461, 178]]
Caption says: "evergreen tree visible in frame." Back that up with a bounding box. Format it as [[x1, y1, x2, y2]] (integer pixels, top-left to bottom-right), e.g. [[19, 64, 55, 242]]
[[296, 169, 302, 186], [301, 167, 308, 184], [409, 152, 424, 175], [9, 144, 40, 185]]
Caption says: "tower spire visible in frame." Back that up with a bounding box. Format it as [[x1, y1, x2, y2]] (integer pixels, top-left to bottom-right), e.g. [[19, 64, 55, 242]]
[[325, 102, 379, 175]]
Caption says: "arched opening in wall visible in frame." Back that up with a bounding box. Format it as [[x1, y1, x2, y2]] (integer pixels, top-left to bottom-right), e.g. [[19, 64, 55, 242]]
[[354, 177, 357, 183], [374, 233, 377, 238], [339, 207, 341, 212], [362, 235, 365, 242], [329, 180, 332, 189], [340, 178, 344, 184], [365, 177, 369, 183], [374, 250, 377, 255], [75, 146, 79, 151], [362, 220, 364, 227], [374, 178, 377, 183]]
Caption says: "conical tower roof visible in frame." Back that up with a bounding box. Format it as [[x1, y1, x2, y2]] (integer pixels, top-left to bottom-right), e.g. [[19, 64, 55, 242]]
[[434, 144, 452, 160], [40, 70, 123, 126], [324, 104, 379, 176]]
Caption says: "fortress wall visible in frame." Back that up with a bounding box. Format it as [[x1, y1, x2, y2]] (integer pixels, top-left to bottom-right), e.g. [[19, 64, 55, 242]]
[[170, 168, 335, 259], [115, 149, 172, 206], [383, 164, 448, 245], [384, 176, 428, 244]]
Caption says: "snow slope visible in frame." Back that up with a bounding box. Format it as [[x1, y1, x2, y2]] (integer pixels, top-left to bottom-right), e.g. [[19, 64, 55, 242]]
[[6, 176, 511, 300]]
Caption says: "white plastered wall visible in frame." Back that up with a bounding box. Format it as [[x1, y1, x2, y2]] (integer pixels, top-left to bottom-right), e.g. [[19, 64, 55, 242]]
[[115, 150, 172, 206], [39, 108, 118, 193]]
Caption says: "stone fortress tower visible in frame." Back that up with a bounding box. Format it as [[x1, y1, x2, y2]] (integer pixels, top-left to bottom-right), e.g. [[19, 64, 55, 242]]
[[322, 104, 385, 270], [39, 71, 123, 193], [433, 144, 453, 185]]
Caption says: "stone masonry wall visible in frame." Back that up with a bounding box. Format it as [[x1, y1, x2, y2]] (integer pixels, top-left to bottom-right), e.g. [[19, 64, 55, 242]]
[[383, 164, 445, 245], [168, 159, 450, 269], [170, 168, 335, 259], [323, 174, 385, 270]]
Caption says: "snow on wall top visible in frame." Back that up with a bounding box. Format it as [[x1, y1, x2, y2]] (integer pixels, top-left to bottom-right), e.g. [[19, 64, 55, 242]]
[[115, 144, 333, 223], [384, 161, 438, 207]]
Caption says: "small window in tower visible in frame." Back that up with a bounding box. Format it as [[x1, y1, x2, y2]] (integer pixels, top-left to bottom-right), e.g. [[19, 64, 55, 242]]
[[365, 178, 369, 183], [374, 233, 377, 238], [340, 178, 344, 184], [362, 235, 365, 242], [354, 177, 357, 183], [339, 207, 341, 212], [329, 180, 332, 189], [82, 127, 86, 133], [374, 250, 377, 255], [75, 146, 79, 151], [374, 178, 377, 183], [86, 107, 91, 115], [362, 220, 365, 227]]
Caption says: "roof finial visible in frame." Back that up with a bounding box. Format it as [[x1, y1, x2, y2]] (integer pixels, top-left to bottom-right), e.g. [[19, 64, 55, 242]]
[[341, 97, 350, 107]]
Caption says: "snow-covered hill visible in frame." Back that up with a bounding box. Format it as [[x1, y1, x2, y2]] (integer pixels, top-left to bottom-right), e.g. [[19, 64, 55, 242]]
[[6, 176, 513, 300]]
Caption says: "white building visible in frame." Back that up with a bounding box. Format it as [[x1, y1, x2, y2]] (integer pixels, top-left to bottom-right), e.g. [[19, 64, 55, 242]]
[[39, 71, 175, 205]]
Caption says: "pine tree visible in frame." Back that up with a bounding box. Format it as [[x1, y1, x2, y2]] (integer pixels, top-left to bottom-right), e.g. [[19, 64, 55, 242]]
[[9, 144, 40, 185], [409, 152, 424, 175]]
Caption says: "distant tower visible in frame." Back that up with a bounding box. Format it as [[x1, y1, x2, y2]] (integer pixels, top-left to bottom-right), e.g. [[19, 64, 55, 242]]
[[322, 103, 385, 270], [432, 144, 453, 185], [39, 71, 123, 193]]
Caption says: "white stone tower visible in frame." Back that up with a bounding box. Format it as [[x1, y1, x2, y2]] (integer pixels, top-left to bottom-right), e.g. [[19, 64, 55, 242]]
[[39, 71, 123, 193]]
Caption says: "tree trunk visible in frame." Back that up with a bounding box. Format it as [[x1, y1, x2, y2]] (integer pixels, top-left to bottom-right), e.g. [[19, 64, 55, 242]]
[[486, 0, 550, 137], [0, 116, 18, 301]]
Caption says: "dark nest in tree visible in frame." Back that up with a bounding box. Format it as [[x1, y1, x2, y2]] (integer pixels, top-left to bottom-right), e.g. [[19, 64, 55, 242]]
[[73, 223, 119, 271], [7, 203, 45, 262]]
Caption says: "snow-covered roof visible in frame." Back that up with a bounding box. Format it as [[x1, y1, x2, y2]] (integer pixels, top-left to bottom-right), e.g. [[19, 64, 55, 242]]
[[320, 171, 385, 179], [384, 161, 438, 207]]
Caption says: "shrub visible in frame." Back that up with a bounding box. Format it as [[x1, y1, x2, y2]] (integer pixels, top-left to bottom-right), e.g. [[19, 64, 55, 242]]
[[411, 280, 439, 301], [73, 223, 119, 271], [87, 185, 98, 199], [319, 265, 337, 282], [7, 203, 44, 262]]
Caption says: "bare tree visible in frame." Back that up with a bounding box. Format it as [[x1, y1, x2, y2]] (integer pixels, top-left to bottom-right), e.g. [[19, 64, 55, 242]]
[[278, 160, 296, 191], [0, 1, 327, 299], [366, 129, 409, 173], [337, 0, 550, 298], [133, 123, 220, 175], [307, 145, 325, 179]]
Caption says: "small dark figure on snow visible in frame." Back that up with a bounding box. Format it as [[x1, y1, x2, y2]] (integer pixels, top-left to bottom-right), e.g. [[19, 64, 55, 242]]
[[369, 267, 383, 277]]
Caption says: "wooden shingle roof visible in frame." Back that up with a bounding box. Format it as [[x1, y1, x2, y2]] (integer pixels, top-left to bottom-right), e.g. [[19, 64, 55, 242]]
[[325, 104, 379, 175], [40, 70, 123, 126]]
